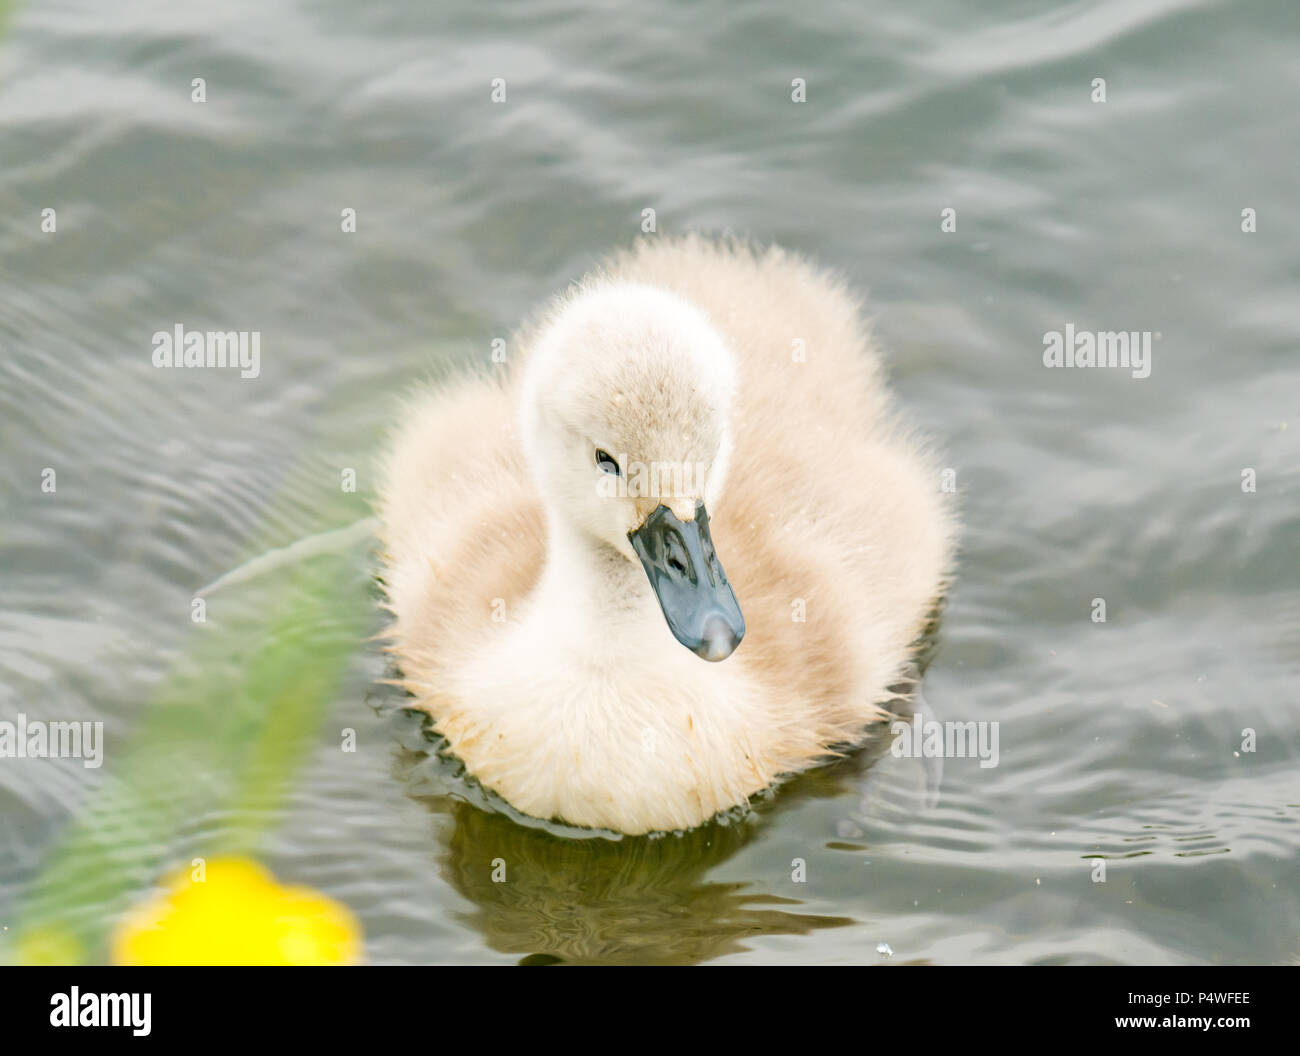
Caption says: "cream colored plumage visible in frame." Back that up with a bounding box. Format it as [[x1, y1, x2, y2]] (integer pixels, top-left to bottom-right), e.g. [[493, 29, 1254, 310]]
[[377, 235, 956, 835]]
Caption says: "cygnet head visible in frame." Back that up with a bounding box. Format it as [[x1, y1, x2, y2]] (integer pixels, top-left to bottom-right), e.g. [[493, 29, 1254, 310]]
[[519, 282, 745, 662]]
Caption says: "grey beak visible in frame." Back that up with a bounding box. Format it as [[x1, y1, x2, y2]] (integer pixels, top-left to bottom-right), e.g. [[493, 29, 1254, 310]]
[[628, 502, 745, 662]]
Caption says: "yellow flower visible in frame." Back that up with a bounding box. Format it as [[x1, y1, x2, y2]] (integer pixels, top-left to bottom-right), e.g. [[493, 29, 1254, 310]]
[[111, 857, 361, 965]]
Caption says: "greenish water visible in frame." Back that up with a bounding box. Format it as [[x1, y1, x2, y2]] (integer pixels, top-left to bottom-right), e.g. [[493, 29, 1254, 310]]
[[1, 0, 1298, 964]]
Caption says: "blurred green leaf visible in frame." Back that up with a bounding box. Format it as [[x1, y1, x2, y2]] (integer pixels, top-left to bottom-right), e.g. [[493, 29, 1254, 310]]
[[9, 496, 375, 963]]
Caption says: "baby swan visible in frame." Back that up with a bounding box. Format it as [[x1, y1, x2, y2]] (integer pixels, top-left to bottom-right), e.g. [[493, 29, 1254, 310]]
[[378, 236, 956, 835]]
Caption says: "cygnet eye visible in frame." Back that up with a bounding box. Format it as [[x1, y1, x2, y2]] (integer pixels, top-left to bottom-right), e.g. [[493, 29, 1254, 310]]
[[595, 448, 621, 476]]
